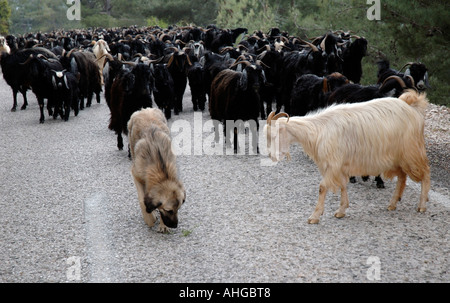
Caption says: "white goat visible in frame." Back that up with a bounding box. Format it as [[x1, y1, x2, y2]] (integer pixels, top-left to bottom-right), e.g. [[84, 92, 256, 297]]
[[92, 39, 110, 85], [265, 90, 430, 224], [0, 36, 10, 54]]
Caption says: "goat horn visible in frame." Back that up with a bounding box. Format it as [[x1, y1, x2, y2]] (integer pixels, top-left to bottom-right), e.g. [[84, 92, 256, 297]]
[[380, 75, 407, 90], [267, 111, 289, 125], [399, 62, 414, 72], [66, 48, 78, 57], [229, 59, 251, 69], [122, 61, 137, 67], [36, 54, 49, 60], [256, 60, 270, 69], [20, 54, 34, 65], [300, 40, 318, 52], [320, 33, 328, 51]]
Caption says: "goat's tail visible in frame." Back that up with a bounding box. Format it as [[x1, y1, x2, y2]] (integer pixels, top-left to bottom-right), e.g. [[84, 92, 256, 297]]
[[398, 89, 429, 116]]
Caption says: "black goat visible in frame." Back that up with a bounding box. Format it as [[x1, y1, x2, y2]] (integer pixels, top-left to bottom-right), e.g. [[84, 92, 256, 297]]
[[0, 47, 57, 112], [201, 52, 233, 101], [209, 62, 266, 154], [289, 73, 349, 116], [256, 50, 283, 118], [50, 69, 80, 121], [108, 63, 155, 154], [278, 44, 327, 113], [341, 37, 368, 84], [100, 53, 124, 108], [21, 54, 64, 123], [166, 49, 192, 115], [60, 50, 102, 110], [152, 62, 175, 119], [377, 60, 430, 92], [187, 58, 207, 112]]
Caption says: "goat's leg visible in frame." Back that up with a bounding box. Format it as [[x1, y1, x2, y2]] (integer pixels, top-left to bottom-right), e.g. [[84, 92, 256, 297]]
[[11, 89, 18, 112], [387, 171, 407, 211], [308, 183, 327, 224], [335, 185, 349, 219], [417, 168, 430, 213], [38, 97, 45, 123], [86, 92, 93, 107], [21, 89, 28, 110], [233, 127, 238, 154], [117, 133, 124, 150], [375, 175, 385, 188]]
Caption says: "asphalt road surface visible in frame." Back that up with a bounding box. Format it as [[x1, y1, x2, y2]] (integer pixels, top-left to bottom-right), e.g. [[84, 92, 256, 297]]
[[0, 75, 448, 283]]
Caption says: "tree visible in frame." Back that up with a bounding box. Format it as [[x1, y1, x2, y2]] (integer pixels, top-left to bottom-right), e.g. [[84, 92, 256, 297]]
[[0, 0, 11, 34]]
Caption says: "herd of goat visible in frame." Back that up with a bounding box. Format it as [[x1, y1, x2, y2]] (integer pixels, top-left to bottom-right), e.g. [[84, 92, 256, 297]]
[[0, 25, 432, 224]]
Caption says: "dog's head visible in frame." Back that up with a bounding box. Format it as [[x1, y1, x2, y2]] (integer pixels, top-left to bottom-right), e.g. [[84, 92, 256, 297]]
[[144, 180, 186, 228]]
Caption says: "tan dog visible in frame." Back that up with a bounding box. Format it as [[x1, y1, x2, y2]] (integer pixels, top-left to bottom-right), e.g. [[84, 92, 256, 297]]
[[127, 108, 185, 232]]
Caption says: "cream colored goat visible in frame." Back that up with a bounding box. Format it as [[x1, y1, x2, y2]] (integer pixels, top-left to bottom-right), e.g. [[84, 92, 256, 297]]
[[93, 39, 110, 85], [0, 36, 10, 54], [265, 90, 430, 224]]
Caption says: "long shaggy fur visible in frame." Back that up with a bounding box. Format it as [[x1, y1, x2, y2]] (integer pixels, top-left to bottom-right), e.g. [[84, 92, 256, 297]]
[[265, 89, 430, 224], [128, 108, 185, 232]]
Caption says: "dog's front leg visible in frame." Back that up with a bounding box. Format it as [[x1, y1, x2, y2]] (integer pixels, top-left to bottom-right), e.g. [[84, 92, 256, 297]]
[[158, 219, 170, 233], [133, 175, 157, 227]]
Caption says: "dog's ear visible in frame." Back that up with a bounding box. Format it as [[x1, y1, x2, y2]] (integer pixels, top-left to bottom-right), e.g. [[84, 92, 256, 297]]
[[144, 196, 162, 213]]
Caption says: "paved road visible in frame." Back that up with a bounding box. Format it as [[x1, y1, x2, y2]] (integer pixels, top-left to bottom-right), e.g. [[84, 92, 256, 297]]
[[0, 76, 448, 283]]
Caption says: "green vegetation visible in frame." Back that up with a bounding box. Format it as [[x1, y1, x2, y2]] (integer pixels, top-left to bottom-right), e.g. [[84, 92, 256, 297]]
[[3, 0, 448, 105], [0, 0, 11, 34]]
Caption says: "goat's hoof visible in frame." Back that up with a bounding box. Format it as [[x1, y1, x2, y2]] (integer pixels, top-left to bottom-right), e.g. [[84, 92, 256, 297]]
[[307, 218, 320, 224], [334, 212, 346, 219], [377, 183, 385, 189], [349, 176, 356, 183], [417, 207, 426, 213], [387, 205, 397, 211]]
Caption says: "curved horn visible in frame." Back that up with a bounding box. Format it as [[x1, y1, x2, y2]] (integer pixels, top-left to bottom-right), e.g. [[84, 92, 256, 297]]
[[95, 53, 114, 62], [300, 40, 318, 52], [19, 54, 35, 65], [229, 59, 252, 69], [399, 62, 414, 72], [256, 59, 270, 69], [36, 53, 49, 60], [380, 75, 408, 90], [320, 33, 328, 51], [267, 111, 290, 125], [122, 61, 137, 67]]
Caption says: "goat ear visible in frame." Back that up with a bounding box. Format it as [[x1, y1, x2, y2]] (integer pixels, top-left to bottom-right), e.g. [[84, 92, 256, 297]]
[[424, 71, 431, 89], [404, 68, 411, 77], [239, 69, 248, 90]]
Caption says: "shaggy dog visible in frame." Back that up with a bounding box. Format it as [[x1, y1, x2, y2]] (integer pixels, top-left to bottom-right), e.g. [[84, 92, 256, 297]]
[[127, 108, 185, 232]]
